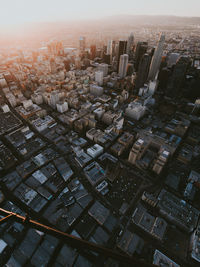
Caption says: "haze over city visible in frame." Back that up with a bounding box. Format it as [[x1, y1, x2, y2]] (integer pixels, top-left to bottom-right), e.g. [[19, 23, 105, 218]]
[[1, 0, 200, 27]]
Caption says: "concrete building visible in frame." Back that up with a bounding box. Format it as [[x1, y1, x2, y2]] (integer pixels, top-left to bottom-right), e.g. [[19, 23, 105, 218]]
[[117, 40, 127, 71], [118, 54, 129, 78], [190, 221, 200, 263], [56, 101, 68, 113], [148, 33, 165, 81], [50, 91, 60, 108], [90, 84, 104, 96], [132, 204, 167, 241], [157, 189, 199, 233], [1, 104, 10, 113], [167, 52, 180, 67], [31, 93, 43, 105], [134, 42, 148, 71], [95, 71, 104, 86], [87, 144, 104, 158], [153, 250, 180, 267], [98, 63, 108, 77], [125, 102, 146, 120], [107, 40, 113, 56]]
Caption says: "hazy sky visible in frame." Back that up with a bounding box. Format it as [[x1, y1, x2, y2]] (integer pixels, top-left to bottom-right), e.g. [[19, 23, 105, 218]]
[[1, 0, 200, 26]]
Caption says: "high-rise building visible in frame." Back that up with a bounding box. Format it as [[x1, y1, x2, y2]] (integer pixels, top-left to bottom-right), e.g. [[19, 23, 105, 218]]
[[148, 33, 165, 81], [118, 54, 129, 78], [135, 53, 152, 89], [127, 33, 134, 56], [98, 63, 108, 77], [167, 53, 180, 68], [134, 42, 148, 71], [105, 40, 113, 64], [103, 54, 111, 65], [167, 56, 191, 97], [95, 71, 104, 86], [112, 40, 117, 57], [79, 36, 86, 52], [107, 40, 113, 56], [117, 40, 127, 71], [90, 45, 96, 60]]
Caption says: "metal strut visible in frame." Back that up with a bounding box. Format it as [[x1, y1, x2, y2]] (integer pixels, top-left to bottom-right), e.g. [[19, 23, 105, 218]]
[[0, 208, 158, 267]]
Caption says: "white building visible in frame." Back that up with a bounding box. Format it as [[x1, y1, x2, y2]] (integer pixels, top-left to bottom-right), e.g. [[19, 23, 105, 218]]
[[7, 94, 17, 107], [50, 91, 59, 108], [22, 99, 33, 109], [118, 54, 129, 78], [107, 40, 113, 55], [31, 93, 43, 105], [125, 102, 146, 120], [148, 80, 158, 95], [87, 144, 104, 158], [1, 104, 10, 113], [95, 71, 104, 86], [148, 33, 165, 81], [56, 101, 68, 113], [90, 84, 104, 96], [98, 63, 108, 77], [93, 107, 105, 120]]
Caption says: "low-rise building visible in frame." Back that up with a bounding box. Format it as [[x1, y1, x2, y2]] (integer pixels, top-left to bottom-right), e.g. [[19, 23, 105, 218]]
[[87, 144, 104, 158]]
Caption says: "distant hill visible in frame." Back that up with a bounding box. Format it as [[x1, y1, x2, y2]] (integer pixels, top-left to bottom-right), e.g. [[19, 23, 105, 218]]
[[1, 14, 200, 47]]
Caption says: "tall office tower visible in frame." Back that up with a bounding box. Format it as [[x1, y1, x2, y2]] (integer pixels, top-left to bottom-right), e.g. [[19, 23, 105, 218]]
[[112, 40, 117, 57], [79, 36, 86, 52], [118, 54, 129, 78], [126, 33, 134, 55], [98, 63, 108, 77], [107, 40, 113, 56], [158, 67, 171, 92], [103, 54, 111, 65], [134, 42, 148, 71], [167, 56, 191, 97], [117, 40, 127, 71], [135, 53, 152, 89], [148, 33, 165, 81], [90, 45, 96, 60], [95, 71, 104, 86]]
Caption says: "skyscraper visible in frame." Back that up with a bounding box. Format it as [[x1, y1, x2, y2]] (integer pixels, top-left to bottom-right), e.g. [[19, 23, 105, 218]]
[[167, 56, 191, 97], [127, 33, 134, 56], [134, 42, 148, 71], [98, 63, 108, 77], [117, 40, 127, 71], [135, 53, 152, 89], [90, 45, 96, 60], [119, 54, 129, 78], [107, 40, 113, 56], [148, 33, 165, 81]]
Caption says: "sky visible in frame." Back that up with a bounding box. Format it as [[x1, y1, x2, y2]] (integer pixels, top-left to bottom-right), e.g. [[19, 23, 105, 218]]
[[0, 0, 200, 26]]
